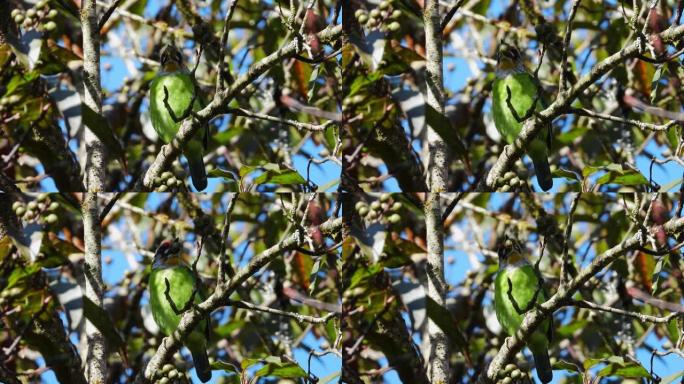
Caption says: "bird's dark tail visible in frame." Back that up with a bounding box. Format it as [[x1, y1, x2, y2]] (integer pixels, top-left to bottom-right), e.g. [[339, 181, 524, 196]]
[[532, 349, 553, 384], [529, 141, 553, 191], [191, 348, 212, 383], [185, 141, 207, 191]]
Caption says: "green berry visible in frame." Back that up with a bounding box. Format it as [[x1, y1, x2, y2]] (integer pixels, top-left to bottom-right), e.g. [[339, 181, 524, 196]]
[[370, 9, 381, 18], [354, 201, 367, 211], [379, 1, 391, 10], [388, 214, 401, 224], [500, 185, 511, 192], [162, 364, 174, 373], [166, 178, 177, 187], [12, 201, 22, 210], [45, 214, 58, 224], [511, 370, 521, 379], [391, 10, 402, 18], [11, 9, 21, 18], [157, 185, 168, 192], [388, 21, 400, 32], [44, 21, 56, 31], [503, 171, 516, 181], [380, 193, 391, 202], [354, 9, 365, 18], [504, 364, 516, 373], [48, 202, 59, 211], [161, 171, 173, 180], [26, 9, 36, 18], [27, 201, 38, 211], [502, 378, 512, 384], [357, 14, 368, 23], [370, 201, 381, 211], [47, 9, 58, 19], [13, 13, 24, 23], [15, 207, 26, 216], [358, 207, 369, 217]]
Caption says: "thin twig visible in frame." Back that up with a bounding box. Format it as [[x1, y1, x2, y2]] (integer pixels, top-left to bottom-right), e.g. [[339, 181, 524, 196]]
[[98, 0, 125, 31], [226, 299, 337, 324], [559, 0, 583, 94], [441, 192, 464, 224], [570, 108, 677, 131], [227, 107, 337, 131], [218, 194, 239, 283], [572, 300, 682, 323], [560, 193, 581, 287]]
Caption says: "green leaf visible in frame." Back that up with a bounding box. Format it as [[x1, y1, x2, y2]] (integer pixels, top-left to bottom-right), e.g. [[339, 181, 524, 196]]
[[253, 164, 306, 186], [552, 168, 581, 182], [253, 356, 307, 379], [425, 296, 470, 363], [552, 360, 581, 372], [210, 360, 240, 374], [595, 167, 649, 187], [83, 296, 126, 352], [81, 104, 126, 168], [585, 356, 651, 379], [207, 167, 238, 191], [584, 164, 649, 187], [425, 104, 470, 172]]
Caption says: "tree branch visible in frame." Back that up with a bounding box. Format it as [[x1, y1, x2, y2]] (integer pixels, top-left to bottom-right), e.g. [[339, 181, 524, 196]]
[[424, 0, 447, 191], [569, 108, 678, 131], [225, 299, 338, 324], [572, 300, 683, 323], [424, 193, 449, 383], [82, 0, 105, 191], [81, 193, 106, 382]]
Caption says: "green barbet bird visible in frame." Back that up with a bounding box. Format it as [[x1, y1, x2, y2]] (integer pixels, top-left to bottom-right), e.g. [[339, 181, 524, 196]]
[[494, 237, 553, 383], [150, 44, 207, 191], [149, 239, 212, 382], [492, 44, 553, 191]]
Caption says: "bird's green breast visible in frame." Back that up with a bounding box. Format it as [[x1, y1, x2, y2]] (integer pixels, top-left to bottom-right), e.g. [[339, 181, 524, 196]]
[[492, 72, 539, 144], [149, 72, 197, 143], [149, 266, 206, 341], [494, 264, 548, 336]]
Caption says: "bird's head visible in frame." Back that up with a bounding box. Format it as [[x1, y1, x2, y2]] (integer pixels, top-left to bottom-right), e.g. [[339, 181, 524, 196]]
[[495, 43, 524, 76], [152, 239, 183, 269], [497, 235, 526, 268], [160, 44, 184, 72]]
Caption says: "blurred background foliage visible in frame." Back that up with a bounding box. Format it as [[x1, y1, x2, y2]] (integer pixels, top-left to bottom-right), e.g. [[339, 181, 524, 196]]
[[342, 0, 684, 192], [0, 0, 341, 192], [343, 192, 683, 383], [0, 193, 342, 383]]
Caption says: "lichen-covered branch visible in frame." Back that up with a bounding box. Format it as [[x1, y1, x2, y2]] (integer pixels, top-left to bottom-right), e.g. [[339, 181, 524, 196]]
[[81, 0, 105, 191], [135, 217, 343, 383], [81, 193, 105, 383], [423, 0, 447, 191], [424, 193, 449, 383]]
